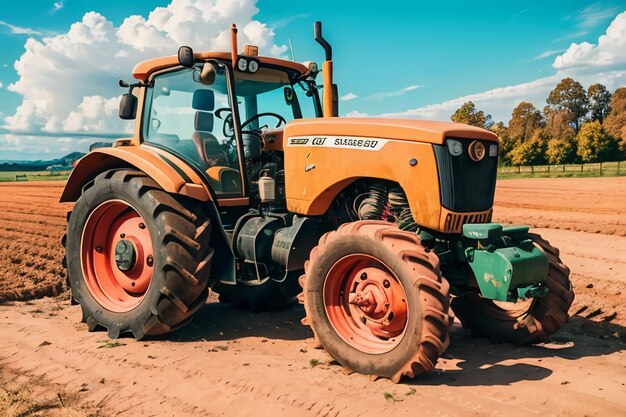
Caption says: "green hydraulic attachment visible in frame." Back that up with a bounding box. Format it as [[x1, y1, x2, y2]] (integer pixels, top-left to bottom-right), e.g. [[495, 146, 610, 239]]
[[462, 223, 549, 302]]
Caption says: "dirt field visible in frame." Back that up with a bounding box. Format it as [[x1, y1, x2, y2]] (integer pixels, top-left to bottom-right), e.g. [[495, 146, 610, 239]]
[[0, 177, 624, 417]]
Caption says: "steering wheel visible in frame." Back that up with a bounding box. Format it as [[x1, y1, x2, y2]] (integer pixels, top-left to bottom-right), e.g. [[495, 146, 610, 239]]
[[241, 112, 286, 131]]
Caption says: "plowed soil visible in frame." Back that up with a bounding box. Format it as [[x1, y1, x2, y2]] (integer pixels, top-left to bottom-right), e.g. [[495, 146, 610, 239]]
[[0, 177, 624, 417]]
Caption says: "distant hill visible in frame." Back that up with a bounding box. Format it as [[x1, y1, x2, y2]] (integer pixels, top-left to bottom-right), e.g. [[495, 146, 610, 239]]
[[0, 152, 85, 172]]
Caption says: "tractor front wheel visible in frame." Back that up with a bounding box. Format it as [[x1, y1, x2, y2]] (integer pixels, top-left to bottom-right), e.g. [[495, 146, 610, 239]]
[[451, 233, 574, 345], [299, 221, 452, 382], [64, 169, 213, 339]]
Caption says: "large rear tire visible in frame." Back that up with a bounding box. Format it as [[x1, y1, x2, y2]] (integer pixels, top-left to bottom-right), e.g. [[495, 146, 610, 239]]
[[299, 221, 452, 382], [451, 233, 574, 345], [64, 169, 213, 339]]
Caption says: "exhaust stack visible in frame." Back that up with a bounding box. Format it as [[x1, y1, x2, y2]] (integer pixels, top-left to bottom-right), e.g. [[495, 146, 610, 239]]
[[314, 21, 338, 117]]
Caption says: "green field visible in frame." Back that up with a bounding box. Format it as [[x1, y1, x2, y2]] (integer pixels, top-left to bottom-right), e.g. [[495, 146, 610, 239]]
[[498, 161, 625, 179], [0, 171, 71, 182]]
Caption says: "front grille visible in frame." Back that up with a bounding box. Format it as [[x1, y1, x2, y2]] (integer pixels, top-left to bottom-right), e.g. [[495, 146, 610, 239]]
[[433, 138, 498, 212], [443, 209, 493, 233]]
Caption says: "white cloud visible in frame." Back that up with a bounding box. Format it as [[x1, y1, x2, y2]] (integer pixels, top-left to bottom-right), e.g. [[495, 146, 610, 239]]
[[577, 3, 620, 28], [385, 11, 626, 123], [554, 11, 626, 70], [0, 82, 3, 89], [344, 110, 369, 118], [340, 92, 358, 102], [3, 0, 287, 136], [53, 2, 63, 12], [534, 49, 566, 60], [0, 20, 45, 36], [368, 85, 422, 100]]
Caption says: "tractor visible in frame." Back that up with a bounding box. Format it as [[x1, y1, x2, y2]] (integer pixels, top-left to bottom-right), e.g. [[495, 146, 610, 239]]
[[61, 22, 574, 382]]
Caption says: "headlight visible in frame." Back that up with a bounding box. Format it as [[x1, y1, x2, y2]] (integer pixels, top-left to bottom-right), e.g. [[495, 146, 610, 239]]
[[489, 144, 498, 157], [237, 58, 248, 72], [447, 139, 463, 156], [248, 60, 259, 73]]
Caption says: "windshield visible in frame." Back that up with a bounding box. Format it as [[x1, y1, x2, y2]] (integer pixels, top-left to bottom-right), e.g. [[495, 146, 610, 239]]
[[233, 66, 319, 124], [141, 63, 319, 197]]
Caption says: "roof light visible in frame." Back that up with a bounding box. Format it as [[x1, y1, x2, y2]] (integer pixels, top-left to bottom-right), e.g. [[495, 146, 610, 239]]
[[237, 57, 248, 72], [243, 45, 259, 57], [447, 139, 463, 157]]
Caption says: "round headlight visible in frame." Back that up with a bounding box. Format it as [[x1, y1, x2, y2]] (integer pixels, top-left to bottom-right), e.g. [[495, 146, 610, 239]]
[[237, 58, 248, 72], [248, 60, 259, 73], [468, 140, 486, 161], [447, 139, 463, 156]]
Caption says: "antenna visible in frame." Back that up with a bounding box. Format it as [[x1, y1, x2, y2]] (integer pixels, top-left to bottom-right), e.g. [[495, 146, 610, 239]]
[[288, 38, 296, 61]]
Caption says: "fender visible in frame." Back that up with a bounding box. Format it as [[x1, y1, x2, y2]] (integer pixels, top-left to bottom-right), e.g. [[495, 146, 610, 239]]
[[60, 144, 237, 284], [60, 145, 210, 203]]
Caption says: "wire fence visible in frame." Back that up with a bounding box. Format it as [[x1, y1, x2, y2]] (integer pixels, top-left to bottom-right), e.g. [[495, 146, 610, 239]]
[[498, 160, 625, 177]]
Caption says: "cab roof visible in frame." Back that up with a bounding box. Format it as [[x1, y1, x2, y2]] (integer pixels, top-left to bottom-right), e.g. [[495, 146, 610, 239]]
[[133, 52, 309, 82]]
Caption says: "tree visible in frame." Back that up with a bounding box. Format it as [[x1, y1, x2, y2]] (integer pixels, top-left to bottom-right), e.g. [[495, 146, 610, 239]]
[[546, 137, 576, 164], [490, 121, 515, 165], [575, 121, 619, 163], [604, 87, 626, 156], [509, 130, 547, 166], [508, 102, 545, 142], [451, 101, 493, 129], [587, 84, 611, 124], [544, 106, 576, 141], [546, 78, 588, 131]]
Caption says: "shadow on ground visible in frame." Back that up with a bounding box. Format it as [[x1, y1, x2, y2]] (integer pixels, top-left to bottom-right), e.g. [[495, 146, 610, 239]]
[[159, 299, 625, 386]]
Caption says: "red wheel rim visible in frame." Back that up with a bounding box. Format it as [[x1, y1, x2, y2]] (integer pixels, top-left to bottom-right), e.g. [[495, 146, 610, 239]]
[[81, 200, 154, 312], [323, 254, 408, 354]]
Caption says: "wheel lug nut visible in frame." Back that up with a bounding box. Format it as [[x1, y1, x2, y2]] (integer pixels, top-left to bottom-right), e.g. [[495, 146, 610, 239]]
[[120, 233, 125, 238], [361, 316, 367, 324], [95, 246, 103, 253], [146, 255, 154, 267], [139, 223, 146, 229], [360, 272, 367, 280], [383, 279, 390, 288]]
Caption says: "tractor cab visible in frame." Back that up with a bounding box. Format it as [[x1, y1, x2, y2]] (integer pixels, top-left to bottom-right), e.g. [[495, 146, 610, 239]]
[[129, 45, 322, 201]]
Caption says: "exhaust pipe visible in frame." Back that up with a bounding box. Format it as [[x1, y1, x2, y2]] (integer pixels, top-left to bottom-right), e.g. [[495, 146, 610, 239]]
[[314, 21, 338, 117]]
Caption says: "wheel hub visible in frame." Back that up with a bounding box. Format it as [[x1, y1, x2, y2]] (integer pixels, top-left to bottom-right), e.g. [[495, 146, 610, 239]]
[[115, 239, 136, 271], [348, 267, 407, 338], [81, 200, 154, 313], [323, 255, 409, 354]]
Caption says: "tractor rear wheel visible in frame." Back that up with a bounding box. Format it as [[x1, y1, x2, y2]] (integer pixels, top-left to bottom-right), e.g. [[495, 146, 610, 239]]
[[451, 233, 574, 345], [64, 169, 213, 339], [299, 221, 452, 382]]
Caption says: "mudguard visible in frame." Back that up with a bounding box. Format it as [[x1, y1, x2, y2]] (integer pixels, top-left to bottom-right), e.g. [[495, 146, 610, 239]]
[[60, 145, 236, 284]]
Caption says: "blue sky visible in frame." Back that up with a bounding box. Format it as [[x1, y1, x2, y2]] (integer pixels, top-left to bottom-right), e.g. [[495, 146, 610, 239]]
[[1, 0, 625, 160]]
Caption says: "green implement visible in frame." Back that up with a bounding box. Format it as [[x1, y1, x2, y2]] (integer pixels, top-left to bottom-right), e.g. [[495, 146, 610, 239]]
[[462, 223, 549, 302]]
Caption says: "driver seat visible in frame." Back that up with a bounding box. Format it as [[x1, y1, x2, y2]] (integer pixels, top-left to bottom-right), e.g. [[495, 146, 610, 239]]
[[190, 89, 229, 167]]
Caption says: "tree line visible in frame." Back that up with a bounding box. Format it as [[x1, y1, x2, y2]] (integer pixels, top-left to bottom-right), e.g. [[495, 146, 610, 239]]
[[450, 78, 626, 166]]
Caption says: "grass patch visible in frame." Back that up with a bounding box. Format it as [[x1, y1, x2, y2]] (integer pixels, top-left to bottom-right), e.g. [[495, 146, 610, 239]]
[[309, 358, 321, 368], [97, 340, 126, 349], [0, 171, 70, 182]]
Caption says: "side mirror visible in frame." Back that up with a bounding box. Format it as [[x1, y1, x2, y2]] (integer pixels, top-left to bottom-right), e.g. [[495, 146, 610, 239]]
[[178, 46, 194, 68], [119, 93, 137, 120]]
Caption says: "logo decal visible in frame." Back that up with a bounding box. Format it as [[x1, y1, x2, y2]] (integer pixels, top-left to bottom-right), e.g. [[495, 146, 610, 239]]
[[287, 136, 388, 151]]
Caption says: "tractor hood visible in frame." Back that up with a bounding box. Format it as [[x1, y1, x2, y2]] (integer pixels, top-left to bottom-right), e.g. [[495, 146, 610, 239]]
[[284, 118, 498, 145]]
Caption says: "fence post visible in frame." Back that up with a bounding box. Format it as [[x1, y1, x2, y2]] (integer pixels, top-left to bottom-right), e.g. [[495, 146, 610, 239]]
[[618, 161, 621, 175], [600, 162, 603, 176], [581, 163, 584, 173]]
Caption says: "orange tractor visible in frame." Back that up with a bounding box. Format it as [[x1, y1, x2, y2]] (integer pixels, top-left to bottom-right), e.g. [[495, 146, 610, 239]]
[[61, 22, 573, 382]]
